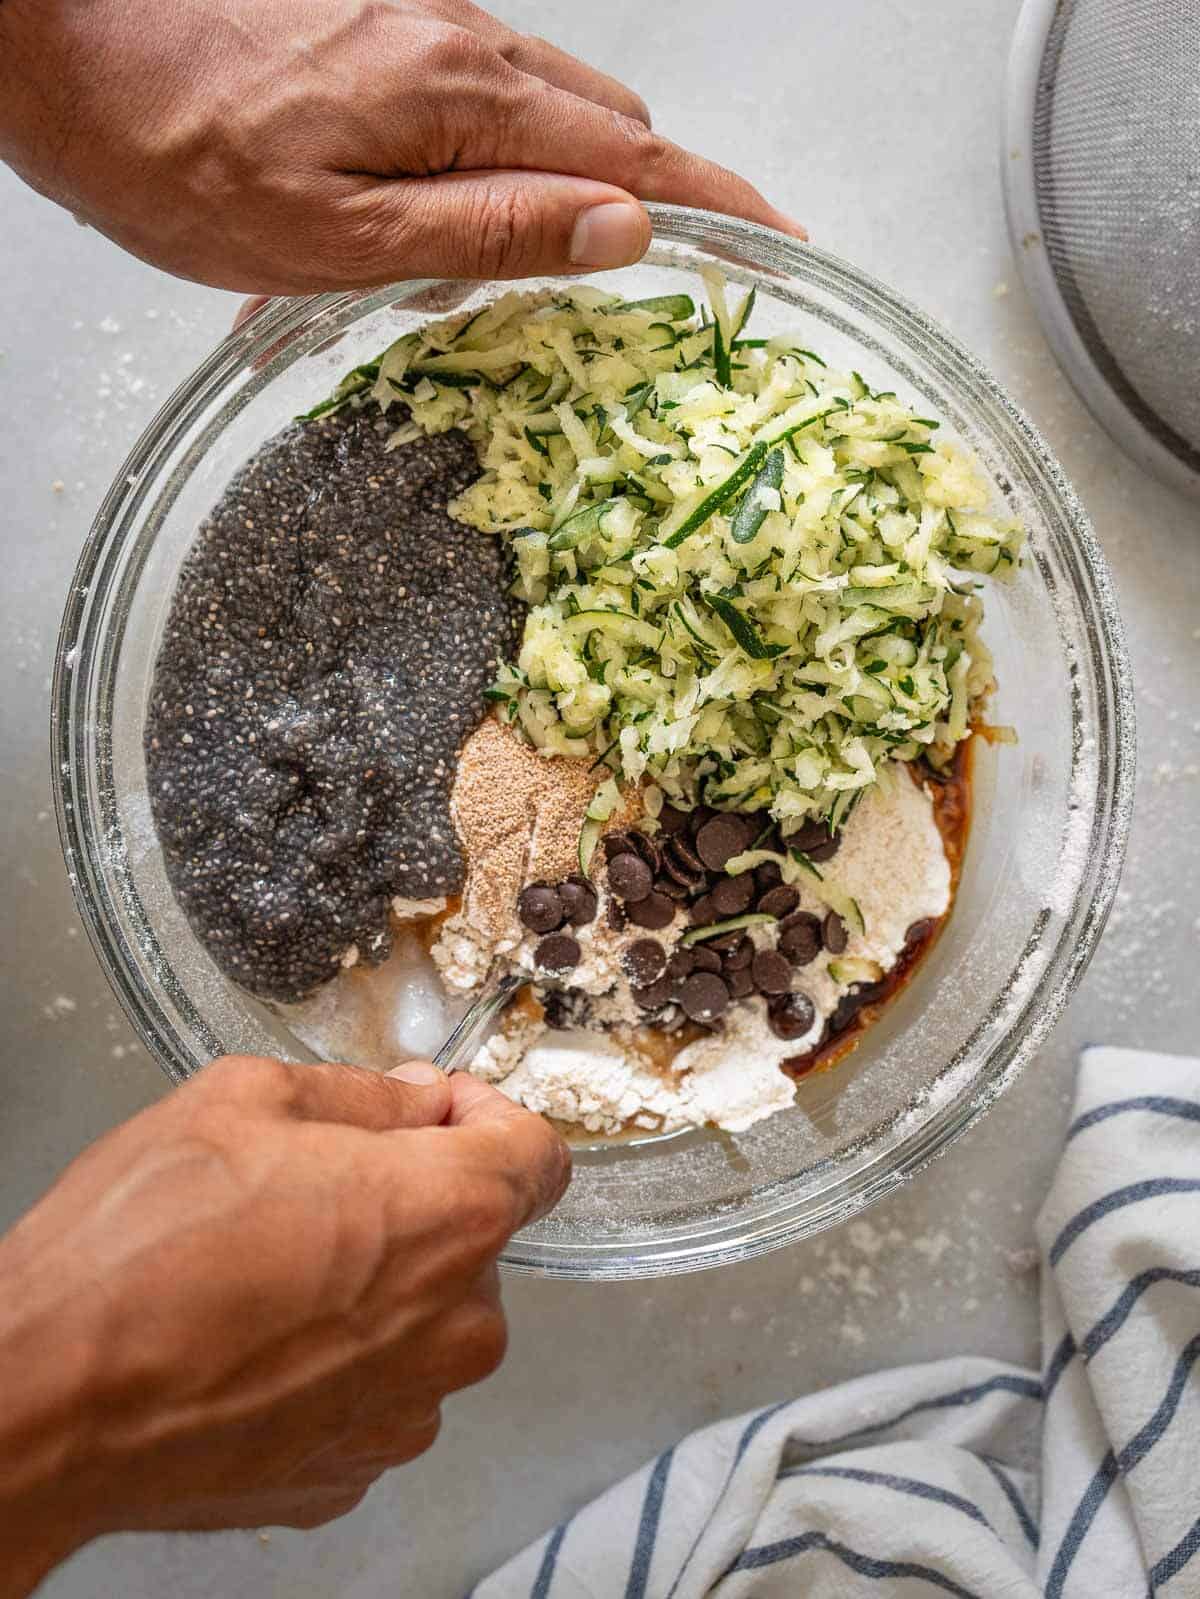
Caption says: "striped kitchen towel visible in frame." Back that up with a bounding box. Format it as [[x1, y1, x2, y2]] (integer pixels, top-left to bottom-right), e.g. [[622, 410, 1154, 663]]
[[474, 1047, 1200, 1597]]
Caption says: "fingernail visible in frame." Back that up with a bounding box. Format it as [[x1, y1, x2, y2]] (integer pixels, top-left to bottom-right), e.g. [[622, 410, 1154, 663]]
[[570, 203, 647, 269], [386, 1061, 444, 1086]]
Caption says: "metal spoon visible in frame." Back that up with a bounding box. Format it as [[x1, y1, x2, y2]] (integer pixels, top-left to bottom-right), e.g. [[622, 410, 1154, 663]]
[[432, 966, 525, 1073]]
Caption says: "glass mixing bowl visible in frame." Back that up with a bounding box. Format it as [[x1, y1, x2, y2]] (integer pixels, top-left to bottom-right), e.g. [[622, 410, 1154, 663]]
[[52, 206, 1135, 1279]]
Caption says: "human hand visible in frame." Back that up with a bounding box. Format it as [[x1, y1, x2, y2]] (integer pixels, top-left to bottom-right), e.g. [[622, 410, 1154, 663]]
[[0, 0, 802, 293], [0, 1054, 568, 1596]]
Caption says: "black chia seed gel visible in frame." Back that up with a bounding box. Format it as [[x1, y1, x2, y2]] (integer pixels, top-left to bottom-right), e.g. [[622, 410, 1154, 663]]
[[145, 406, 522, 1003]]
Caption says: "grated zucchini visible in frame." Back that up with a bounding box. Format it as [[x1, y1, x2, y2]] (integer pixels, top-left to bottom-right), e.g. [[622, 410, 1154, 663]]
[[313, 276, 1024, 826]]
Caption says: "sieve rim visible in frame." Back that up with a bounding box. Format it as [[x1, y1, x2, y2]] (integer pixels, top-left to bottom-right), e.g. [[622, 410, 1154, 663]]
[[1002, 0, 1200, 504]]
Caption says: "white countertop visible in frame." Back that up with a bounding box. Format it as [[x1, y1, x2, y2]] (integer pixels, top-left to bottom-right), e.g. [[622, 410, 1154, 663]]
[[1, 0, 1196, 1592]]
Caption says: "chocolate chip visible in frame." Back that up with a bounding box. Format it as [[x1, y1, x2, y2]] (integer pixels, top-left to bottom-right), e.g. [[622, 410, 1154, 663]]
[[558, 876, 598, 926], [727, 966, 755, 999], [711, 873, 755, 917], [629, 831, 661, 873], [667, 834, 706, 876], [905, 918, 936, 947], [695, 814, 753, 871], [658, 802, 689, 835], [602, 831, 635, 861], [661, 844, 705, 891], [687, 804, 717, 840], [655, 875, 690, 902], [779, 912, 823, 965], [722, 935, 754, 971], [632, 975, 676, 1010], [688, 893, 717, 926], [755, 860, 783, 891], [788, 818, 840, 861], [680, 971, 731, 1023], [667, 948, 696, 981], [542, 988, 590, 1030], [606, 897, 627, 932], [517, 883, 565, 934], [607, 852, 653, 903], [691, 945, 723, 974], [756, 884, 800, 919], [627, 891, 675, 930], [705, 929, 746, 952], [752, 949, 792, 995], [623, 938, 667, 986], [767, 991, 816, 1040], [534, 933, 581, 974], [823, 911, 848, 954]]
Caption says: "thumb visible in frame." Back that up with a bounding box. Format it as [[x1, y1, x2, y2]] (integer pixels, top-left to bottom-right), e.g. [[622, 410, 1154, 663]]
[[344, 170, 651, 281], [193, 1054, 454, 1131]]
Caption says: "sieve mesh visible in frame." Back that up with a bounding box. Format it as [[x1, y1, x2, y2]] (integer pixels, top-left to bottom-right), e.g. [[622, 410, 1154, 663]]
[[1027, 0, 1200, 480]]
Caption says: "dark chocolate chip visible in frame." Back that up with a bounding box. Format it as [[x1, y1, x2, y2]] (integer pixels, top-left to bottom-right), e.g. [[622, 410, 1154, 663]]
[[691, 945, 723, 974], [687, 804, 717, 840], [658, 802, 689, 835], [752, 949, 793, 996], [688, 893, 717, 926], [602, 831, 635, 862], [756, 884, 800, 919], [905, 918, 936, 947], [667, 834, 706, 876], [680, 971, 731, 1023], [517, 883, 565, 934], [727, 966, 755, 999], [542, 988, 590, 1030], [655, 874, 690, 901], [607, 852, 653, 903], [705, 929, 747, 952], [767, 991, 816, 1040], [661, 844, 704, 891], [722, 935, 754, 971], [629, 831, 661, 873], [606, 898, 627, 932], [823, 911, 849, 954], [558, 876, 598, 926], [787, 818, 840, 861], [779, 911, 823, 965], [632, 975, 676, 1010], [695, 814, 753, 871], [755, 860, 783, 891], [623, 938, 668, 986], [534, 933, 581, 974], [711, 873, 755, 917], [667, 949, 696, 981], [626, 891, 675, 930]]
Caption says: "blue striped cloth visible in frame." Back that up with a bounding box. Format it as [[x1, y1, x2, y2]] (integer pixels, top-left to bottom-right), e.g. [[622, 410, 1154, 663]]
[[475, 1048, 1200, 1597]]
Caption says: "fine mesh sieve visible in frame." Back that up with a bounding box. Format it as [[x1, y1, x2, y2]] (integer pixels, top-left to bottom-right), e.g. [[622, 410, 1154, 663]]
[[1003, 0, 1200, 501]]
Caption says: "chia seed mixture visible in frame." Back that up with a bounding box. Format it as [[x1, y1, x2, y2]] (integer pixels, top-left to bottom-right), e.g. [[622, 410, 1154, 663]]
[[145, 406, 521, 1002]]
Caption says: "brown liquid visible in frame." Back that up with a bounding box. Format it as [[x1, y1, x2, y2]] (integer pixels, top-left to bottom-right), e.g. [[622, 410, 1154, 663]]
[[780, 737, 974, 1082]]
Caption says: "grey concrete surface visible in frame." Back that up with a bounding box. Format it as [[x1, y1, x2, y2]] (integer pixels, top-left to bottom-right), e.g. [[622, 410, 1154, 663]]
[[1, 0, 1197, 1593]]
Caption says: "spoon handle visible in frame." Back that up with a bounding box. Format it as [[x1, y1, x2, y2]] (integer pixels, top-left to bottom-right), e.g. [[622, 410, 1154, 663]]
[[433, 968, 525, 1073]]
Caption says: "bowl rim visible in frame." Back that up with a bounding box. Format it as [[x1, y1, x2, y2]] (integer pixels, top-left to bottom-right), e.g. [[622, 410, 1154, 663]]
[[51, 204, 1137, 1278]]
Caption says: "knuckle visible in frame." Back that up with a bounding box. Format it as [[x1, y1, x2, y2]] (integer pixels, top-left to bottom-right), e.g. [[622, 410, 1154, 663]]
[[449, 1302, 509, 1386], [417, 18, 493, 80], [466, 184, 546, 279], [451, 1179, 517, 1255], [284, 1485, 371, 1530], [200, 1053, 295, 1109]]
